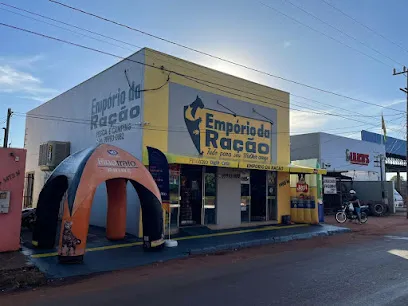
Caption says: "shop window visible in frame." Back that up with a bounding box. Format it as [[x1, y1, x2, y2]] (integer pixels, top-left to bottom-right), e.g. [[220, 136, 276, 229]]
[[169, 165, 181, 228], [203, 167, 216, 225], [241, 171, 251, 222], [267, 172, 277, 221]]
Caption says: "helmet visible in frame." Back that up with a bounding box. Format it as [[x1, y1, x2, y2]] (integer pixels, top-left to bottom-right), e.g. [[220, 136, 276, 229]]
[[349, 190, 356, 194]]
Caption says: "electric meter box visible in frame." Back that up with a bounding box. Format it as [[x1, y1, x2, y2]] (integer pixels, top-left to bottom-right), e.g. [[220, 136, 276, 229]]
[[0, 191, 11, 214]]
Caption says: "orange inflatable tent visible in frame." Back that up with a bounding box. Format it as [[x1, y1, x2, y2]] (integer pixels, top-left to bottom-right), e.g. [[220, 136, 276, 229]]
[[32, 144, 165, 263]]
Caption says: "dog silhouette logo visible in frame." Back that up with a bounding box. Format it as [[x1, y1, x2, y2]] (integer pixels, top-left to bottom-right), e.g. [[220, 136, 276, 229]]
[[184, 96, 205, 154]]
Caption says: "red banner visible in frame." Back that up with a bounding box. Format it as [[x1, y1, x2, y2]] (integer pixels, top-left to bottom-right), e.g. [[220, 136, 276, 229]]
[[296, 182, 309, 193]]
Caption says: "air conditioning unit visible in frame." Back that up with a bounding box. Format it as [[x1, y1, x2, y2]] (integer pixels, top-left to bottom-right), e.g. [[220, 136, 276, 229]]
[[38, 141, 70, 171]]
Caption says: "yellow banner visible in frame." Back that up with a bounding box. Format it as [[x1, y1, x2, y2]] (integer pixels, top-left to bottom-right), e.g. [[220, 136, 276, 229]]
[[185, 106, 272, 163]]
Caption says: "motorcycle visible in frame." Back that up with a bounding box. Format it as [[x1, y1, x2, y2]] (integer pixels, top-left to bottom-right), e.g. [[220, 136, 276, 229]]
[[335, 202, 368, 224], [21, 208, 36, 231]]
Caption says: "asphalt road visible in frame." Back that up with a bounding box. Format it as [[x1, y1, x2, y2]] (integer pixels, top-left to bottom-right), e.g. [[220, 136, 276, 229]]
[[0, 235, 408, 306], [3, 228, 408, 306]]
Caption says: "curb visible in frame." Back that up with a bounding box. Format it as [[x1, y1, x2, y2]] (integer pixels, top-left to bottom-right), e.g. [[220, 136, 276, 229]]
[[188, 228, 351, 255]]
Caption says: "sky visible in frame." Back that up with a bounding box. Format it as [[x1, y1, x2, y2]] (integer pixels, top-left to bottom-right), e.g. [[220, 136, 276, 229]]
[[0, 0, 407, 153]]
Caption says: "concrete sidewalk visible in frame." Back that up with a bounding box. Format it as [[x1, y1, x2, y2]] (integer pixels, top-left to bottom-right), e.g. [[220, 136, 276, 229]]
[[25, 223, 350, 279]]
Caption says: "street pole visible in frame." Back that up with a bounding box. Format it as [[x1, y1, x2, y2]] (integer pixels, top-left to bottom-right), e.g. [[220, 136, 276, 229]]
[[380, 154, 385, 199], [3, 108, 11, 148], [393, 67, 408, 218]]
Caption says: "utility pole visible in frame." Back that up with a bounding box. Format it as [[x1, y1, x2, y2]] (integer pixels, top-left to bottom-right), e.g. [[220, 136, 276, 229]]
[[379, 154, 385, 198], [393, 66, 408, 218], [3, 108, 11, 148]]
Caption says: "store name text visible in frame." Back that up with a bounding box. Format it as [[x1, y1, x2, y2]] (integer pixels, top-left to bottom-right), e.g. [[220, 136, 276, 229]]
[[346, 149, 369, 166], [90, 81, 141, 144]]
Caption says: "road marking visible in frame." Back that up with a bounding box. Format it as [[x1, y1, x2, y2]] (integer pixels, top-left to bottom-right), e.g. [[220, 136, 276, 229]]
[[30, 224, 309, 259], [388, 249, 408, 260], [384, 235, 408, 241]]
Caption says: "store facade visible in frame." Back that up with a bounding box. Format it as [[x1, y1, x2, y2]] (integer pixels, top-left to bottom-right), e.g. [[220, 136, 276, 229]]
[[25, 48, 324, 235], [291, 133, 386, 213], [291, 132, 386, 181]]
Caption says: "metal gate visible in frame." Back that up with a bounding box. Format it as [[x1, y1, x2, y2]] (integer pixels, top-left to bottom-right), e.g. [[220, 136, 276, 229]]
[[23, 172, 34, 208]]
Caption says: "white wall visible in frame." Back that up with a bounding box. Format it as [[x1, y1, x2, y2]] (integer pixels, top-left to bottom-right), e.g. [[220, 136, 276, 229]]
[[319, 133, 386, 180], [25, 50, 145, 235]]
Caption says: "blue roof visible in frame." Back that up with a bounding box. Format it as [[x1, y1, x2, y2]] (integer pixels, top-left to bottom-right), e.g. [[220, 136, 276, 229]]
[[361, 130, 406, 157]]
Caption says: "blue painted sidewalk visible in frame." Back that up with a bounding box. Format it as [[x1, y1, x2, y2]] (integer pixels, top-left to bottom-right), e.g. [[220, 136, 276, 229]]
[[23, 223, 350, 279]]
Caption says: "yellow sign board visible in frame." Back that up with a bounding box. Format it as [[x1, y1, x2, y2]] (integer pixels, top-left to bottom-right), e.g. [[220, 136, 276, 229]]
[[240, 162, 288, 172], [183, 97, 273, 164], [170, 155, 239, 168]]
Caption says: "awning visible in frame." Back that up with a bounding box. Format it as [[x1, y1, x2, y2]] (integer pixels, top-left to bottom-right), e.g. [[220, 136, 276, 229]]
[[288, 164, 327, 175], [143, 151, 326, 175]]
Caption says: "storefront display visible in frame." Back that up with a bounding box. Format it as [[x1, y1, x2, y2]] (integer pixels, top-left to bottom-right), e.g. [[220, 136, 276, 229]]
[[290, 173, 319, 224]]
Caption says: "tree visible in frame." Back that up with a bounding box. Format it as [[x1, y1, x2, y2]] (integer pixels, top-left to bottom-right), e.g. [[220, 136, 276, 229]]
[[390, 175, 405, 182]]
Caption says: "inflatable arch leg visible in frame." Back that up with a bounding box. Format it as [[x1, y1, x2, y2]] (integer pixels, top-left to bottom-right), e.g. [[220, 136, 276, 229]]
[[58, 190, 96, 263], [106, 178, 127, 240]]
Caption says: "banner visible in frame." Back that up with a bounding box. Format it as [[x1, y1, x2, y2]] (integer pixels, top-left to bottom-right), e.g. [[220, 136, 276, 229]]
[[147, 146, 170, 203], [183, 96, 273, 163], [323, 177, 337, 194]]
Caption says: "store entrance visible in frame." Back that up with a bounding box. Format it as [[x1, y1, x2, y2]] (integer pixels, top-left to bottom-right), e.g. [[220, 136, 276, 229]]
[[179, 165, 202, 226], [250, 170, 267, 221]]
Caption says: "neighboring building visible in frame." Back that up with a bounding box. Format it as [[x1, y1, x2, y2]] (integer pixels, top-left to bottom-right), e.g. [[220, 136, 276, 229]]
[[361, 130, 407, 197], [25, 48, 323, 235], [291, 132, 386, 181], [0, 148, 26, 252]]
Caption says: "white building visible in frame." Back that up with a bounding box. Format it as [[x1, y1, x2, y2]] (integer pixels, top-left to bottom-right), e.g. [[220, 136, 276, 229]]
[[291, 132, 386, 181]]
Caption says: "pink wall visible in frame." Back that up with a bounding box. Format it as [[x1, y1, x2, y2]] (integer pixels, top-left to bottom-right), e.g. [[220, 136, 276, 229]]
[[0, 148, 26, 252]]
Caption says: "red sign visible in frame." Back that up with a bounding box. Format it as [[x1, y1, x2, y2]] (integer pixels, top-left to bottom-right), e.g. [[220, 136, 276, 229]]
[[296, 182, 309, 193], [346, 149, 369, 166]]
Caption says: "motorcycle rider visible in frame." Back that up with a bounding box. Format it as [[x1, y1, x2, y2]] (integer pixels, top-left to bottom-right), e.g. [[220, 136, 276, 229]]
[[349, 190, 362, 224]]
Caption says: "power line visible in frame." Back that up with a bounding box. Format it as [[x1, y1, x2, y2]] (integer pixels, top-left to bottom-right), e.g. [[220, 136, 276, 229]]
[[183, 73, 405, 120], [388, 125, 406, 154], [183, 74, 404, 131], [0, 20, 395, 125], [1, 21, 404, 133], [0, 3, 354, 118], [14, 112, 376, 137], [0, 2, 142, 50], [0, 6, 135, 52], [19, 110, 402, 136], [14, 112, 371, 134], [47, 0, 405, 113], [258, 1, 391, 67], [320, 0, 408, 55], [3, 1, 400, 118], [285, 0, 405, 67]]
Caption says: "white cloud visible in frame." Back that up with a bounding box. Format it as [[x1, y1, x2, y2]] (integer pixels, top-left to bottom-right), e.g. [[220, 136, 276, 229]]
[[283, 41, 292, 48], [0, 56, 57, 102], [0, 54, 45, 70], [382, 99, 405, 108], [290, 109, 329, 132]]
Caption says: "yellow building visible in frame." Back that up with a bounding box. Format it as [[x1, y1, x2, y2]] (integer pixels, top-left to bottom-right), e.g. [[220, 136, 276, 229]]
[[141, 48, 325, 229], [25, 47, 325, 234]]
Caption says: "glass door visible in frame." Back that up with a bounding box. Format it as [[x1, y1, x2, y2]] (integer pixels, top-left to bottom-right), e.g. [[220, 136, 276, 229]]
[[241, 171, 251, 222], [169, 165, 181, 228], [266, 171, 277, 221], [250, 170, 267, 221], [202, 166, 217, 225]]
